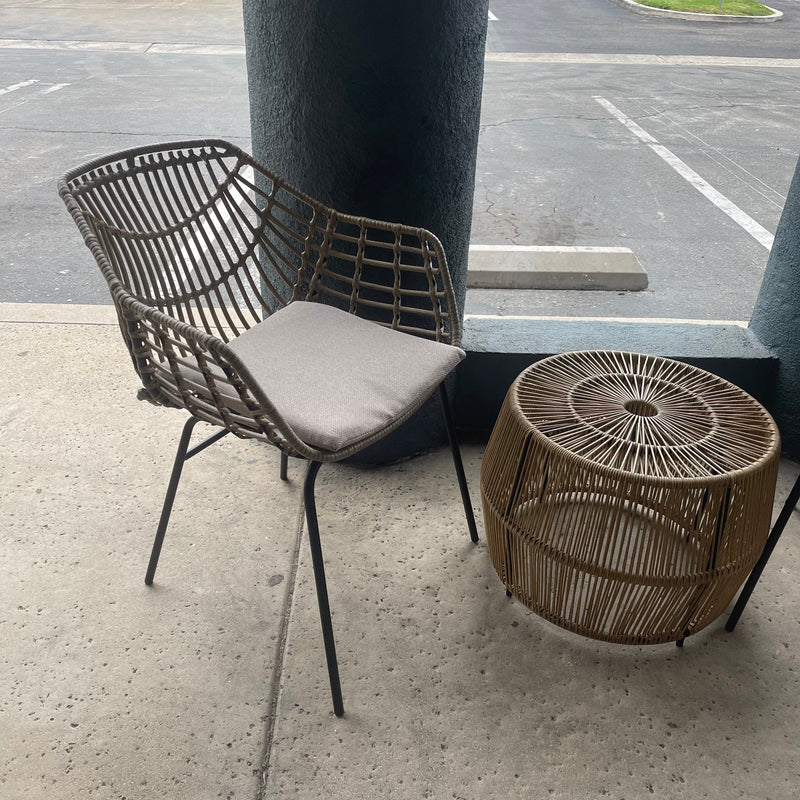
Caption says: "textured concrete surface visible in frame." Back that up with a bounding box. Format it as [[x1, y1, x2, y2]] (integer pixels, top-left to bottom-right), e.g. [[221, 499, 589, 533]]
[[265, 454, 800, 800], [0, 317, 301, 799], [2, 310, 799, 799]]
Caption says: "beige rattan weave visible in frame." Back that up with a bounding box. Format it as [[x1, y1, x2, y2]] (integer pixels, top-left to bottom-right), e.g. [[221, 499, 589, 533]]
[[481, 350, 780, 645], [58, 139, 480, 718], [58, 139, 460, 462]]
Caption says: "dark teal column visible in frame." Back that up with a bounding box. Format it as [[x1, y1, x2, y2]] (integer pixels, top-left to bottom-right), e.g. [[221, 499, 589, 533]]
[[243, 1, 489, 462], [750, 155, 800, 456]]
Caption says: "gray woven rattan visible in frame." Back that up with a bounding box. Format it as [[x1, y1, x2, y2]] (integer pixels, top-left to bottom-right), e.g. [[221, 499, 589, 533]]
[[481, 350, 780, 645], [58, 138, 461, 462], [58, 139, 478, 717]]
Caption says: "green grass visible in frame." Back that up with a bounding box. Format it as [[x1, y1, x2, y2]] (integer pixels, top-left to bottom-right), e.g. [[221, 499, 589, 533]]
[[634, 0, 774, 14]]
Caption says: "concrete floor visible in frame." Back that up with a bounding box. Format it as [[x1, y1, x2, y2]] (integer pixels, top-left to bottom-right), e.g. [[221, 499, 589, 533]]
[[1, 304, 798, 799]]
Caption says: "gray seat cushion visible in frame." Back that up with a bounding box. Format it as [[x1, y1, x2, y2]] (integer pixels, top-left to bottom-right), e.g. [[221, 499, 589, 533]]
[[226, 301, 465, 452]]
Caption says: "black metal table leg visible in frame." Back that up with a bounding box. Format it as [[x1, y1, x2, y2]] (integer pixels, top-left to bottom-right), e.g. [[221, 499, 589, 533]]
[[280, 451, 289, 481], [726, 471, 800, 631]]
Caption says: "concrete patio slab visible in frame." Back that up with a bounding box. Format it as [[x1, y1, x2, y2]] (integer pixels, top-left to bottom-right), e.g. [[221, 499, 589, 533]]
[[1, 313, 798, 799], [265, 450, 800, 800], [0, 318, 301, 799]]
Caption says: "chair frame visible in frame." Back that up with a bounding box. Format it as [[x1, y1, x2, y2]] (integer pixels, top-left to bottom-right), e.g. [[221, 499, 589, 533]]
[[59, 139, 478, 718]]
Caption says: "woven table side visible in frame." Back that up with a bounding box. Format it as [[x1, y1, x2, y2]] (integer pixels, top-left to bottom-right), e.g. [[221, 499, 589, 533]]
[[481, 352, 780, 645]]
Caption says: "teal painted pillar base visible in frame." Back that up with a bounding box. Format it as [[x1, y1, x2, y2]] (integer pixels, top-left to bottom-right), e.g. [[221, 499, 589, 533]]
[[750, 155, 800, 456], [243, 1, 489, 463]]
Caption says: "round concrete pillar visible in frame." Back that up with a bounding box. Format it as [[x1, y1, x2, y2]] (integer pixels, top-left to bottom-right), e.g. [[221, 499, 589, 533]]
[[750, 155, 800, 456], [243, 1, 488, 462]]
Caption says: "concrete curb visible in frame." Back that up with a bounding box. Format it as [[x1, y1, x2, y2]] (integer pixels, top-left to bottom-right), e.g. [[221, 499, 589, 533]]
[[467, 245, 648, 291], [607, 0, 783, 22]]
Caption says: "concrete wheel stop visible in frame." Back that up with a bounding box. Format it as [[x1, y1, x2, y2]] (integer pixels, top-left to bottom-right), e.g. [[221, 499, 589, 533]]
[[467, 244, 648, 291]]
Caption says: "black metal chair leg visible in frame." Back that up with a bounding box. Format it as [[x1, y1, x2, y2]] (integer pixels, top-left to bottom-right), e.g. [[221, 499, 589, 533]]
[[280, 451, 289, 481], [726, 470, 800, 631], [439, 383, 479, 543], [303, 461, 345, 717], [145, 416, 199, 585]]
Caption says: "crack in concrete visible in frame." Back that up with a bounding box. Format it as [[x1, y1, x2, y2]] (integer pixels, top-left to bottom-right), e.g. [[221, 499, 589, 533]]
[[483, 187, 522, 244], [257, 487, 306, 800]]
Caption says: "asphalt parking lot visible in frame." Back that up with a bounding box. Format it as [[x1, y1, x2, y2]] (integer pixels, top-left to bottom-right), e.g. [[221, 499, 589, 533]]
[[1, 0, 799, 322]]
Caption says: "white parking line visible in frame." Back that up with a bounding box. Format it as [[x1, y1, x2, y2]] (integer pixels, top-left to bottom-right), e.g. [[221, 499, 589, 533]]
[[0, 38, 149, 52], [469, 245, 633, 253], [630, 97, 786, 212], [489, 10, 499, 21], [594, 96, 774, 251], [0, 79, 38, 95], [4, 39, 800, 70], [465, 314, 749, 327], [41, 83, 70, 94], [486, 53, 800, 68], [1, 80, 71, 114], [174, 166, 255, 277]]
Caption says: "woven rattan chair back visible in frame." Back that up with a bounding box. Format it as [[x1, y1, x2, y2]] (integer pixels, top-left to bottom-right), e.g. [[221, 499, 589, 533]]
[[59, 139, 460, 460], [58, 139, 478, 718]]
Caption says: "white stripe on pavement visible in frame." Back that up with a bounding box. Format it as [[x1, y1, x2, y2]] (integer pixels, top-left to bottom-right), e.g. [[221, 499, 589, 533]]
[[465, 314, 749, 327], [469, 245, 633, 253], [0, 79, 38, 95], [40, 83, 70, 94], [594, 96, 774, 251], [486, 53, 800, 68], [0, 38, 149, 52], [3, 39, 800, 69]]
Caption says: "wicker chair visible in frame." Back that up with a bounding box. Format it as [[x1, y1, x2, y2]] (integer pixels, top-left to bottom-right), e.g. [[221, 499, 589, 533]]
[[58, 139, 478, 717]]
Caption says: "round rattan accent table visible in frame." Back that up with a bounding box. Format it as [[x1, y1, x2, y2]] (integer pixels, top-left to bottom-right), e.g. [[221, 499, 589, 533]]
[[480, 351, 780, 645]]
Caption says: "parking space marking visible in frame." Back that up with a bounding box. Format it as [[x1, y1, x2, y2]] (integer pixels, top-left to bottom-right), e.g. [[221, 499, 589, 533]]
[[174, 166, 255, 280], [1, 80, 71, 114], [465, 314, 749, 327], [0, 79, 38, 95], [3, 40, 800, 70], [594, 96, 774, 251], [486, 53, 800, 68], [629, 97, 786, 211], [41, 83, 70, 94], [0, 38, 149, 52]]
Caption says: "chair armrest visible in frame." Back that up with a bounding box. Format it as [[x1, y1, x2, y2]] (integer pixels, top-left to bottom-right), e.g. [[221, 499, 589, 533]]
[[116, 292, 327, 460]]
